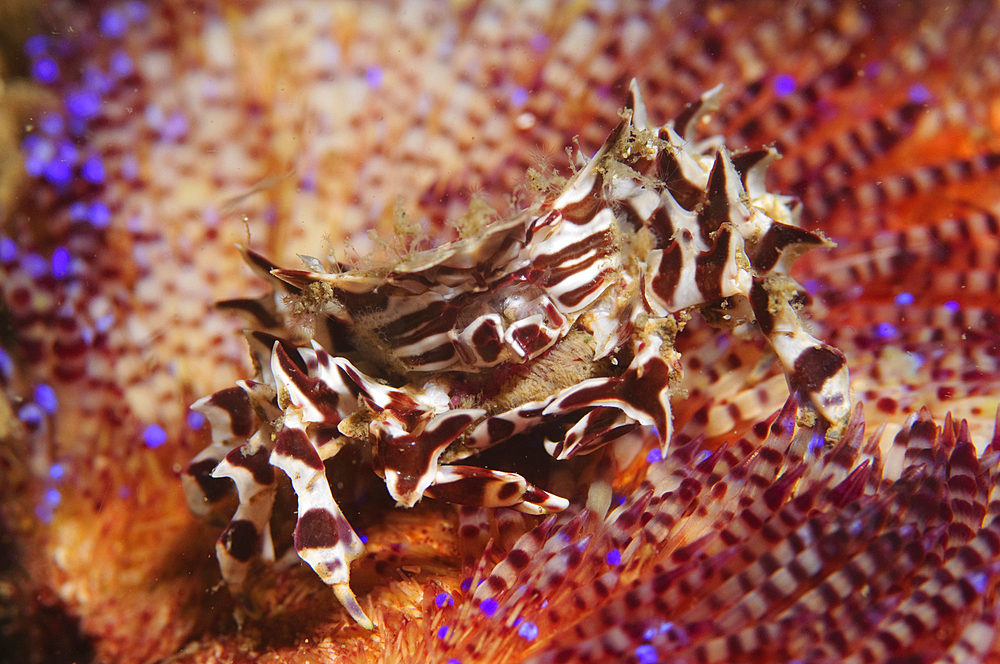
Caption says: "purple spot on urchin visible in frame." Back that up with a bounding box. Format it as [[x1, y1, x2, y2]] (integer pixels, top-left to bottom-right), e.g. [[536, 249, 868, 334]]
[[518, 621, 539, 641], [186, 410, 206, 430], [969, 570, 988, 594], [510, 87, 528, 107], [447, 659, 461, 664], [143, 424, 168, 449], [68, 201, 89, 222], [40, 113, 64, 136], [162, 112, 189, 142], [124, 1, 149, 22], [32, 58, 59, 84], [358, 532, 368, 544], [437, 625, 449, 639], [875, 322, 897, 339], [49, 463, 66, 481], [118, 485, 132, 499], [646, 448, 662, 463], [943, 300, 960, 313], [81, 156, 106, 184], [120, 154, 139, 180], [66, 89, 101, 120], [0, 237, 17, 262], [435, 592, 453, 608], [110, 51, 134, 78], [895, 291, 914, 306], [808, 431, 825, 456], [100, 8, 128, 38], [43, 488, 61, 507], [21, 253, 49, 278], [83, 67, 114, 95], [530, 33, 549, 52], [606, 548, 622, 566], [89, 202, 112, 228], [908, 84, 931, 104], [365, 66, 383, 89], [773, 73, 796, 97], [50, 247, 71, 278], [0, 347, 12, 380], [460, 577, 472, 592], [479, 598, 499, 617], [803, 279, 821, 295], [24, 34, 48, 58], [95, 313, 114, 332], [863, 60, 882, 79], [18, 403, 44, 426], [635, 644, 658, 664]]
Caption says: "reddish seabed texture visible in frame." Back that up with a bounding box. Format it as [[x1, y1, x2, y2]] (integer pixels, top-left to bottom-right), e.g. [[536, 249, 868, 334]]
[[1, 1, 1000, 663]]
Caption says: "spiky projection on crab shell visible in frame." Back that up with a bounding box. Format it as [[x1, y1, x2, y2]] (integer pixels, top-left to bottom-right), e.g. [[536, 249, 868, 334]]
[[182, 81, 850, 627]]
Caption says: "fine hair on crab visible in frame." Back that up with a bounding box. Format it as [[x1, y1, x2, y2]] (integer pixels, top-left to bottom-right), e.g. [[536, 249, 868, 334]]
[[182, 80, 850, 628]]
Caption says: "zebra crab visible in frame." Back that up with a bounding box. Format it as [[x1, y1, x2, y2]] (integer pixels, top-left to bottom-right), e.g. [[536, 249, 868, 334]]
[[182, 81, 850, 628]]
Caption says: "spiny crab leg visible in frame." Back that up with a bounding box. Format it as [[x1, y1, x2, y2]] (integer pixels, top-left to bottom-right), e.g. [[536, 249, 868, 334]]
[[268, 343, 371, 628], [210, 432, 277, 591], [424, 466, 570, 516]]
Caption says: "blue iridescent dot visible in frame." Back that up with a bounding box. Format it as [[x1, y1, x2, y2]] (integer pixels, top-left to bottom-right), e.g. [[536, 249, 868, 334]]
[[124, 2, 149, 23], [635, 644, 658, 664], [518, 621, 539, 641], [51, 247, 71, 279], [644, 627, 657, 641], [943, 300, 960, 313], [83, 67, 114, 95], [143, 424, 168, 449], [18, 403, 44, 425], [89, 202, 112, 228], [773, 73, 796, 97], [100, 9, 128, 38], [44, 488, 61, 507], [24, 34, 48, 58], [0, 237, 17, 262], [437, 625, 449, 639], [448, 659, 462, 664], [460, 577, 472, 592], [68, 201, 89, 221], [875, 322, 897, 339], [479, 598, 499, 617], [0, 347, 12, 379], [81, 156, 106, 184], [162, 112, 189, 141], [365, 65, 383, 89], [894, 291, 914, 306], [21, 253, 49, 278], [119, 485, 133, 499], [510, 87, 528, 107], [45, 160, 72, 185], [616, 493, 626, 506], [646, 448, 662, 463], [32, 58, 59, 84], [66, 89, 101, 120], [40, 113, 64, 136], [808, 431, 825, 455], [110, 51, 134, 78], [606, 548, 622, 566], [969, 570, 988, 594], [908, 84, 931, 104], [34, 384, 58, 414], [358, 532, 368, 544], [95, 313, 115, 332], [49, 463, 66, 481], [435, 592, 453, 608], [186, 410, 206, 429]]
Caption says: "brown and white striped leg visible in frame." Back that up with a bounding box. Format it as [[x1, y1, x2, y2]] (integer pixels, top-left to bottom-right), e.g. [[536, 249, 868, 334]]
[[424, 465, 570, 516], [210, 433, 277, 591], [750, 277, 851, 428], [269, 410, 371, 629]]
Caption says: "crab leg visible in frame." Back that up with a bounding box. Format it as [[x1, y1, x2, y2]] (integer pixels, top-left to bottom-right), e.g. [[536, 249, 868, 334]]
[[210, 433, 277, 591], [424, 466, 570, 515]]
